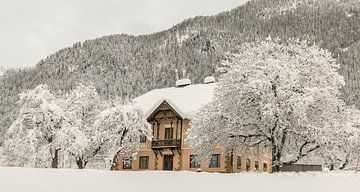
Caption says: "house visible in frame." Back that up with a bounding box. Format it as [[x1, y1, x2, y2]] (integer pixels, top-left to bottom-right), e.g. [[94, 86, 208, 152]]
[[115, 77, 272, 173]]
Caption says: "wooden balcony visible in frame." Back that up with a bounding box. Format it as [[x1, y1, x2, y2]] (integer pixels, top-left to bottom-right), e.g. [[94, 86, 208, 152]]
[[151, 139, 181, 149]]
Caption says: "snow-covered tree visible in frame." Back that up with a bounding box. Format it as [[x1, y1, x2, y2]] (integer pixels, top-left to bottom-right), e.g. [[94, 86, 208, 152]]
[[93, 103, 151, 170], [59, 84, 151, 170], [187, 39, 360, 172], [60, 83, 105, 169], [319, 107, 360, 170], [2, 83, 152, 170], [3, 85, 87, 168]]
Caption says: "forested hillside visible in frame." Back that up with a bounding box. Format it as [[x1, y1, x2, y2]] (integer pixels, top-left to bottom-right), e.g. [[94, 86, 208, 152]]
[[0, 0, 359, 142]]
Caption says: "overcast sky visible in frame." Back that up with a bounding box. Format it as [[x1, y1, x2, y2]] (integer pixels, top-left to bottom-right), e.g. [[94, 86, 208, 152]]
[[0, 0, 248, 69]]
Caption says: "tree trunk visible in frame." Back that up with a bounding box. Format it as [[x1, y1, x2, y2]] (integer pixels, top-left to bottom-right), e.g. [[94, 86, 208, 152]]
[[110, 129, 129, 170], [272, 164, 280, 172], [51, 149, 60, 168], [76, 157, 86, 169], [339, 155, 350, 170], [272, 153, 280, 172], [111, 152, 119, 171], [271, 145, 282, 173]]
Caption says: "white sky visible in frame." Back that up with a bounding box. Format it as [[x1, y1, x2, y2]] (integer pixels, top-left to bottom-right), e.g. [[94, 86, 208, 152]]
[[0, 0, 248, 69]]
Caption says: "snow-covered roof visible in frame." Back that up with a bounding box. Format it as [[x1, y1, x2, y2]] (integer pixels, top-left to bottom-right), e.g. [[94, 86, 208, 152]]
[[133, 83, 217, 120]]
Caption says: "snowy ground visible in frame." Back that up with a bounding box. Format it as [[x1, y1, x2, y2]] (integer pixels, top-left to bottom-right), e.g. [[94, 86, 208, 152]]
[[1, 168, 360, 192]]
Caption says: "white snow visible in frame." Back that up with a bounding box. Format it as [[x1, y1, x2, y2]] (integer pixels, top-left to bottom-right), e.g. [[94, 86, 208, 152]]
[[175, 78, 192, 87], [176, 32, 190, 46], [346, 12, 354, 17], [133, 83, 216, 119], [1, 168, 360, 192], [204, 76, 216, 84]]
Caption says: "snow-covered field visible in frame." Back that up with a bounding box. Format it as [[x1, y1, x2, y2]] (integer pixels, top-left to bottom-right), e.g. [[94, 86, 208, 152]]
[[1, 168, 360, 192]]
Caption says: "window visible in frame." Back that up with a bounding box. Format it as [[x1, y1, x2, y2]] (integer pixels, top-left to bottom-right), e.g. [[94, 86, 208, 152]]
[[123, 157, 132, 169], [139, 156, 149, 169], [246, 159, 251, 171], [209, 154, 220, 168], [237, 156, 242, 170], [263, 163, 268, 172], [190, 155, 201, 168], [255, 160, 259, 171], [165, 128, 173, 140], [140, 135, 147, 143]]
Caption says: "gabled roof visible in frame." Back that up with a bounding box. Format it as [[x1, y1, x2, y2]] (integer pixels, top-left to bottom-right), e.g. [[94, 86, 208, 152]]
[[133, 83, 217, 120], [144, 100, 185, 121]]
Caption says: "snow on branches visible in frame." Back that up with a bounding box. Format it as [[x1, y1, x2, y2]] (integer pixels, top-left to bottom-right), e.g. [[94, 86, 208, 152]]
[[94, 104, 151, 170], [3, 85, 86, 168], [186, 39, 360, 172], [2, 84, 151, 169]]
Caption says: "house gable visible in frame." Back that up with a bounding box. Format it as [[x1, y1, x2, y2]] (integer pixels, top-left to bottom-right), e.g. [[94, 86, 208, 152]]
[[146, 100, 184, 122]]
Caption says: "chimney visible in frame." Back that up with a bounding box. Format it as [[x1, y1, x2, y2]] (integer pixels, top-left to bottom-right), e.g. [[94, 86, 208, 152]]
[[204, 76, 215, 84], [176, 79, 191, 88]]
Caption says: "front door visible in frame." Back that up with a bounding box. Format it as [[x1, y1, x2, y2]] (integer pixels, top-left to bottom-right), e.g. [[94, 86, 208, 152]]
[[163, 155, 173, 170]]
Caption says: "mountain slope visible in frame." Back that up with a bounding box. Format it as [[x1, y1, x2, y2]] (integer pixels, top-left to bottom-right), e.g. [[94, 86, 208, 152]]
[[0, 0, 359, 141]]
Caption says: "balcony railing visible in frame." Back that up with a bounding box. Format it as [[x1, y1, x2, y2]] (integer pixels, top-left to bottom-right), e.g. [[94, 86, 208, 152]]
[[151, 139, 181, 149]]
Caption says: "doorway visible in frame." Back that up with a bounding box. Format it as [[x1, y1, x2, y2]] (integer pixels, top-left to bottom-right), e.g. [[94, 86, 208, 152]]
[[163, 155, 173, 170]]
